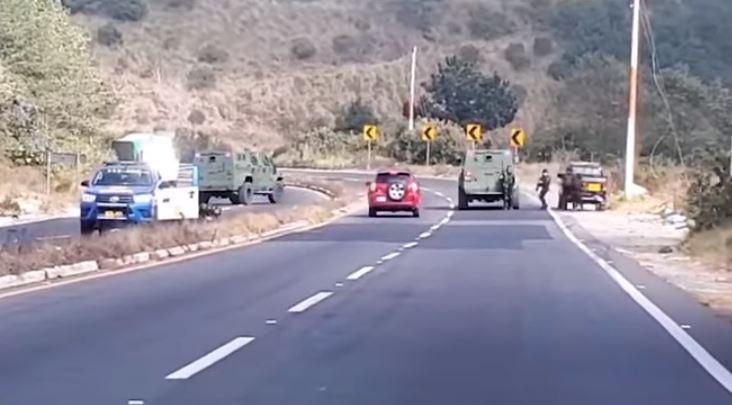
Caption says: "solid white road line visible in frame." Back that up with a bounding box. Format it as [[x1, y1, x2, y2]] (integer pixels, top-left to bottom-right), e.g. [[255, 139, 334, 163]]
[[403, 242, 418, 249], [347, 266, 375, 281], [165, 337, 255, 380], [544, 204, 732, 394], [380, 252, 401, 261], [288, 291, 334, 313]]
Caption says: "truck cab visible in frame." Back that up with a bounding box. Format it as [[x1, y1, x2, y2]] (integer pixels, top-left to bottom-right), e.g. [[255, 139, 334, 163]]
[[79, 162, 199, 234]]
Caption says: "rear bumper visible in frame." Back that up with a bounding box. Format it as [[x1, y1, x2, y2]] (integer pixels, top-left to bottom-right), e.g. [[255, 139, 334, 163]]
[[368, 197, 419, 211]]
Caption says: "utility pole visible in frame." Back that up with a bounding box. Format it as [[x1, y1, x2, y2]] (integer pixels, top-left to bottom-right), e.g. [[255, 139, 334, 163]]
[[408, 46, 418, 131], [624, 0, 641, 198]]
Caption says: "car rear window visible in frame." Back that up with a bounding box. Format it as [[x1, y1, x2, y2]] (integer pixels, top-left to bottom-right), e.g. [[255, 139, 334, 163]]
[[376, 172, 410, 183], [573, 166, 603, 177]]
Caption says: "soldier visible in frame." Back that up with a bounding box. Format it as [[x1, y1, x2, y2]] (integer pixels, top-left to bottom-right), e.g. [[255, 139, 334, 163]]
[[559, 166, 575, 210], [501, 165, 516, 209], [536, 168, 551, 210]]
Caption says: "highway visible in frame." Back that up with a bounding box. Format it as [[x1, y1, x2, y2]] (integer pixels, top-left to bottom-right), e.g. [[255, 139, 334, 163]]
[[0, 186, 325, 246], [0, 175, 731, 405]]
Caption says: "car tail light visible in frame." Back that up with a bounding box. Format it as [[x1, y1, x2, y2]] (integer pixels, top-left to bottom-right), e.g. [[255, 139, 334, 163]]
[[369, 182, 377, 192], [409, 182, 419, 193]]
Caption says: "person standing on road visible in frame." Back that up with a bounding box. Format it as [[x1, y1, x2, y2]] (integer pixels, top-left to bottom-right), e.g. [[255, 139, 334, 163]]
[[502, 165, 516, 209], [536, 168, 551, 210]]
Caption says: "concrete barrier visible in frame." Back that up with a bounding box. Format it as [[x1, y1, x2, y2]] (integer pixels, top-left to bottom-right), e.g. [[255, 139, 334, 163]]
[[0, 275, 21, 289], [46, 261, 98, 279], [167, 246, 186, 257]]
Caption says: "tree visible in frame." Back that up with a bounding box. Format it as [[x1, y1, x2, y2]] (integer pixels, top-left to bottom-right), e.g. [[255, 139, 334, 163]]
[[421, 55, 518, 131], [0, 0, 114, 156]]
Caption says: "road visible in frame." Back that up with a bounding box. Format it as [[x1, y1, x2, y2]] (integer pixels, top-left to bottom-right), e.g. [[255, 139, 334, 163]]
[[0, 186, 325, 246], [0, 175, 731, 405]]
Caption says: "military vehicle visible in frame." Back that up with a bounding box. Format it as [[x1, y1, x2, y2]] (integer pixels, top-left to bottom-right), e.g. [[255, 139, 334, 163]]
[[558, 161, 608, 211], [194, 150, 284, 205], [458, 149, 520, 210]]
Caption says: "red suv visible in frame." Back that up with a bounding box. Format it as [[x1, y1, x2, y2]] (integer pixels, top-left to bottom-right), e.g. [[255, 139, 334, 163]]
[[366, 170, 421, 217]]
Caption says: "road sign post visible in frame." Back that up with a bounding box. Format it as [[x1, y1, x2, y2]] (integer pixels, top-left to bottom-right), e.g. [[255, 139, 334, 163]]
[[363, 125, 378, 170], [421, 124, 436, 166], [466, 124, 482, 151]]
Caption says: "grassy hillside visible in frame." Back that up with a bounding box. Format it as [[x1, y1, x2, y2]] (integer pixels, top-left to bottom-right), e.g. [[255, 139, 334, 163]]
[[65, 0, 560, 149]]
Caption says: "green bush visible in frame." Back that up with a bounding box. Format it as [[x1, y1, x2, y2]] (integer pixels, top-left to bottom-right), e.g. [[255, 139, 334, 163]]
[[186, 66, 216, 90], [291, 38, 317, 60], [96, 23, 123, 47], [332, 35, 357, 55], [187, 109, 206, 126], [334, 99, 378, 132], [163, 0, 196, 10], [686, 149, 732, 231], [63, 0, 148, 22], [197, 44, 229, 64], [533, 37, 553, 56], [386, 120, 464, 165], [504, 43, 531, 71], [547, 59, 571, 80]]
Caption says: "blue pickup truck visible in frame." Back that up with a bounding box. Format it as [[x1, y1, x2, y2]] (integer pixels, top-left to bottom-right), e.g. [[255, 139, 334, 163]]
[[80, 161, 199, 235]]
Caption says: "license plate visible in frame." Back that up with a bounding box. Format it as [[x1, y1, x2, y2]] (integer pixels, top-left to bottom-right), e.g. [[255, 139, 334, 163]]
[[103, 210, 124, 219], [586, 183, 601, 192], [376, 196, 387, 202]]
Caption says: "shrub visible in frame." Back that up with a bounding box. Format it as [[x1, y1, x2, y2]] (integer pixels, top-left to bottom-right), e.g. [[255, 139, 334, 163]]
[[335, 99, 378, 132], [457, 44, 481, 64], [533, 36, 553, 56], [186, 67, 216, 90], [163, 0, 196, 10], [163, 36, 181, 51], [547, 59, 571, 80], [187, 109, 206, 126], [332, 34, 357, 55], [96, 23, 123, 47], [105, 0, 148, 22], [686, 149, 732, 231], [387, 120, 464, 165], [197, 44, 229, 64], [511, 84, 528, 107], [291, 37, 317, 60], [467, 6, 514, 41], [504, 43, 531, 71]]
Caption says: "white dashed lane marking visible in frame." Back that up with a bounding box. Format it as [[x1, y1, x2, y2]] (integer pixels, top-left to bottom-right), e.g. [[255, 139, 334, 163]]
[[288, 291, 334, 313], [347, 266, 375, 281], [165, 337, 256, 380], [402, 242, 418, 249], [380, 252, 401, 261], [418, 232, 432, 239]]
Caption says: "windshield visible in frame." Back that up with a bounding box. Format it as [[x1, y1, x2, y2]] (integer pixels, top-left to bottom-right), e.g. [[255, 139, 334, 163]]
[[572, 165, 603, 177], [92, 167, 154, 186]]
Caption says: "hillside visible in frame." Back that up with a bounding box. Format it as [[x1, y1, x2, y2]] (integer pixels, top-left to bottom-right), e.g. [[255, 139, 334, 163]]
[[65, 0, 560, 149]]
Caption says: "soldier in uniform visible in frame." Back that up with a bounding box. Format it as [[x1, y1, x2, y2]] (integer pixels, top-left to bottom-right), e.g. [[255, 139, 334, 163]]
[[501, 165, 516, 209], [536, 168, 551, 210]]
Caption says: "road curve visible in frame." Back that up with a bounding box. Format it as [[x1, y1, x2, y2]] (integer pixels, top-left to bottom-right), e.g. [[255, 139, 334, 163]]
[[0, 176, 731, 404], [0, 186, 326, 246]]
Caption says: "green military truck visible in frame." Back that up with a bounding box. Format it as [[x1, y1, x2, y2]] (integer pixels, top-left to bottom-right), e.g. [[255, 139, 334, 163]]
[[458, 148, 520, 210], [194, 150, 284, 205]]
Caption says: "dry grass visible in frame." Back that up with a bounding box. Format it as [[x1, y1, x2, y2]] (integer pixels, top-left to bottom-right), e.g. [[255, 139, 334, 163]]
[[0, 163, 80, 217], [685, 225, 732, 271], [76, 0, 559, 150], [0, 178, 359, 276]]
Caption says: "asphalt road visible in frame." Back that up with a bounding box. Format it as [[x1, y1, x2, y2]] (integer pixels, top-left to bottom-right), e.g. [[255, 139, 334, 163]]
[[0, 186, 325, 246], [1, 176, 731, 405]]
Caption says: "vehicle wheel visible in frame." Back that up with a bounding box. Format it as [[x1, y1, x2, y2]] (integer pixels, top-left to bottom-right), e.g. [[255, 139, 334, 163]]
[[368, 208, 377, 217], [458, 188, 468, 210], [412, 208, 420, 218], [80, 222, 96, 236], [199, 192, 212, 205], [597, 203, 606, 211], [229, 193, 240, 205], [268, 182, 284, 204], [559, 194, 567, 211], [238, 182, 254, 205]]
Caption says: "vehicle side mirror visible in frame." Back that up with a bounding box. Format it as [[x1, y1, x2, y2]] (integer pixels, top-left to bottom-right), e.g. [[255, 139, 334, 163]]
[[365, 181, 372, 187], [80, 180, 89, 187], [456, 159, 463, 165]]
